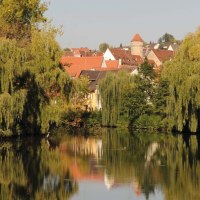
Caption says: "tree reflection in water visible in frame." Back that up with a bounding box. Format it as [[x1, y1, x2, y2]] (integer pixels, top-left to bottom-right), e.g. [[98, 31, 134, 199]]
[[1, 129, 200, 200], [0, 139, 78, 200]]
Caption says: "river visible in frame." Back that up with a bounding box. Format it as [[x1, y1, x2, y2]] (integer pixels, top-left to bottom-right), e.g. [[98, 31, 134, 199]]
[[0, 128, 200, 200]]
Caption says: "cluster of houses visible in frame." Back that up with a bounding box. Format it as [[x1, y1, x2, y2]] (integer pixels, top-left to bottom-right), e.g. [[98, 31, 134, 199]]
[[60, 34, 178, 111]]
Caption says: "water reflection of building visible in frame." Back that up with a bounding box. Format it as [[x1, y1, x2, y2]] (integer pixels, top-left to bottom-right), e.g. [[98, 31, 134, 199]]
[[132, 180, 142, 196], [70, 163, 104, 182], [60, 137, 103, 159], [104, 170, 141, 196], [146, 142, 159, 162], [104, 171, 115, 189], [145, 142, 160, 167], [72, 138, 103, 159], [43, 174, 60, 191], [58, 136, 142, 196], [59, 137, 104, 183]]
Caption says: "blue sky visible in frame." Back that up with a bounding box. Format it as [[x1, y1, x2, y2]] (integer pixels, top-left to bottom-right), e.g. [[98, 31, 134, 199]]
[[46, 0, 200, 49]]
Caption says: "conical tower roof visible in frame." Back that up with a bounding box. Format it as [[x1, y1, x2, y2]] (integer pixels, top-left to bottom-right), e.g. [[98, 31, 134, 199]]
[[131, 33, 143, 42]]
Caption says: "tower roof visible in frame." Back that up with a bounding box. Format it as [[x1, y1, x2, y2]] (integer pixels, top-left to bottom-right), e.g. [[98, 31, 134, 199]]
[[131, 34, 143, 42]]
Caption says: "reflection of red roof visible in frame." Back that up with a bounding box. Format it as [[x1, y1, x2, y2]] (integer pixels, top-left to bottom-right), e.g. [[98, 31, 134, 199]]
[[61, 56, 104, 77], [131, 34, 143, 42], [70, 163, 104, 182], [105, 60, 119, 69], [152, 49, 174, 62]]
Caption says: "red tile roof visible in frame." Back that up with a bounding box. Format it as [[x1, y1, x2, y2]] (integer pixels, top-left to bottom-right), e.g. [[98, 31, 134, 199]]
[[148, 59, 156, 65], [71, 47, 90, 53], [105, 60, 119, 69], [131, 34, 143, 42], [152, 49, 174, 62], [61, 56, 104, 77], [93, 52, 103, 56], [109, 48, 143, 66], [63, 49, 103, 58], [63, 51, 74, 57], [80, 70, 119, 91]]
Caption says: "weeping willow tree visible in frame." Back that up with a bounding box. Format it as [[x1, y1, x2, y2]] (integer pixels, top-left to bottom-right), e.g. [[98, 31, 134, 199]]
[[162, 28, 200, 133], [99, 70, 133, 127], [0, 0, 74, 136], [0, 39, 27, 136], [0, 29, 73, 136], [99, 60, 157, 127], [25, 29, 73, 134]]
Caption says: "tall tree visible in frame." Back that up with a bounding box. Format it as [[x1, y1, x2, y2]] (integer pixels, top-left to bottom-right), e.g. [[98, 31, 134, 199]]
[[99, 61, 157, 127], [99, 70, 132, 126], [0, 38, 27, 136], [0, 29, 73, 136], [99, 43, 109, 53], [158, 33, 176, 49], [70, 75, 89, 110], [0, 1, 74, 136], [0, 0, 48, 45], [158, 33, 176, 44], [25, 29, 73, 134], [162, 28, 200, 133], [124, 60, 156, 124]]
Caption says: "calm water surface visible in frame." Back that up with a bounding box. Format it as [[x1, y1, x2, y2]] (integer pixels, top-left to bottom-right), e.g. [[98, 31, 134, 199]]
[[0, 128, 200, 200]]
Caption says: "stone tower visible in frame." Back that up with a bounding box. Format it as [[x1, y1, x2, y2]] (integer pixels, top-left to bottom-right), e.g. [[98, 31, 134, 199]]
[[131, 33, 144, 58]]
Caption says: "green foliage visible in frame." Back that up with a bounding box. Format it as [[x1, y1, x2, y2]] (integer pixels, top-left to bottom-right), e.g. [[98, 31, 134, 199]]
[[70, 75, 89, 110], [154, 79, 169, 116], [0, 0, 48, 44], [99, 42, 109, 53], [124, 60, 156, 125], [124, 79, 147, 122], [158, 33, 176, 46], [139, 59, 156, 79], [99, 61, 162, 128], [99, 70, 133, 126], [162, 28, 200, 133], [0, 38, 27, 135], [0, 91, 27, 135], [54, 75, 90, 127], [25, 29, 73, 134], [81, 111, 102, 126], [0, 29, 73, 136], [0, 38, 26, 93], [134, 114, 162, 129], [64, 48, 71, 52], [0, 0, 77, 136]]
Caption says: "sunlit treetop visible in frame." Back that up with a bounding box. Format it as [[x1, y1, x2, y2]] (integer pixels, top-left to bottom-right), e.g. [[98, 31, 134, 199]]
[[0, 0, 48, 45], [162, 28, 200, 132]]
